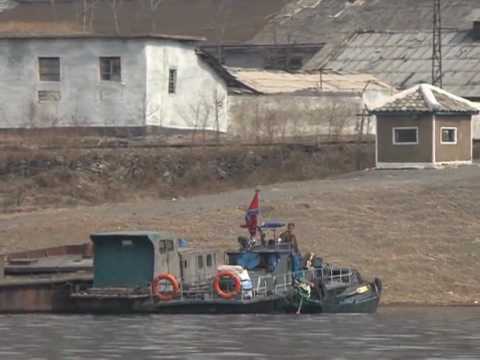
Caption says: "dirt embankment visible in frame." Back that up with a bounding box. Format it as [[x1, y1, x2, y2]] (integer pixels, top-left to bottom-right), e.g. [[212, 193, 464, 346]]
[[0, 143, 373, 213]]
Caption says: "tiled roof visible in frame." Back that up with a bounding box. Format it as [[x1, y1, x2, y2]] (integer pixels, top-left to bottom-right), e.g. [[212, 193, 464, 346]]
[[371, 84, 480, 114]]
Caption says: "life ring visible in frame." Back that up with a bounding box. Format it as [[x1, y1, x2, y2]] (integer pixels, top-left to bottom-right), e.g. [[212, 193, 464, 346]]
[[151, 273, 180, 301], [213, 271, 242, 300]]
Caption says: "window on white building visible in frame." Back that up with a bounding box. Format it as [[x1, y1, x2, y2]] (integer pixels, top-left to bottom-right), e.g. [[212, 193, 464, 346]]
[[393, 127, 418, 145], [100, 57, 121, 81], [38, 57, 60, 81], [441, 127, 457, 144], [168, 68, 177, 94]]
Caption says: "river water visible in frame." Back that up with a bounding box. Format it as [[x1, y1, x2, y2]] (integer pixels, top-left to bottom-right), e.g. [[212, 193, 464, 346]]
[[0, 307, 478, 360]]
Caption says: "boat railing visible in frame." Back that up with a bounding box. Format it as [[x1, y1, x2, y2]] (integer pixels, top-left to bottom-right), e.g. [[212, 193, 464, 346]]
[[171, 266, 356, 301], [252, 267, 356, 297]]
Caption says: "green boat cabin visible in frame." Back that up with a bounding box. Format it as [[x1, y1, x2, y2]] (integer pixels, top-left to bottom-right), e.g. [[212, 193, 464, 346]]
[[90, 231, 221, 289]]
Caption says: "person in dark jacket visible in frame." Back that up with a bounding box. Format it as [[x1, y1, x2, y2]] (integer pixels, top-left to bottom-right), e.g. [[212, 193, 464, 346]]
[[279, 223, 299, 253]]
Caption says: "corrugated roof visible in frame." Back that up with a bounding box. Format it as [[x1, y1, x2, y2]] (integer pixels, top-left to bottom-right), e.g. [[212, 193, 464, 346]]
[[254, 0, 479, 45], [308, 30, 480, 98], [225, 68, 394, 94], [371, 84, 480, 114]]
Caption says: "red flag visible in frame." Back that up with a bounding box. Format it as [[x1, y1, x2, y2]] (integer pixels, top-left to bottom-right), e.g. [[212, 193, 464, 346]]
[[242, 190, 260, 237]]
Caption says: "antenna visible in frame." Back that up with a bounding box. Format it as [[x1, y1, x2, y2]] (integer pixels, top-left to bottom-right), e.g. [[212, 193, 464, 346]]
[[432, 0, 443, 88]]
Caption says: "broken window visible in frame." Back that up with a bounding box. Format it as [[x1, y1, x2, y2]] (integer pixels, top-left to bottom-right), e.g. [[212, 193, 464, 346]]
[[393, 127, 418, 145], [441, 127, 457, 144], [38, 90, 61, 103], [168, 68, 177, 94], [38, 57, 60, 81], [100, 57, 121, 81]]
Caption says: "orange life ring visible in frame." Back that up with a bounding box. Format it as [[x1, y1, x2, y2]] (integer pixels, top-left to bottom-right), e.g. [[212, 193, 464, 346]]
[[213, 271, 242, 300], [151, 273, 180, 301]]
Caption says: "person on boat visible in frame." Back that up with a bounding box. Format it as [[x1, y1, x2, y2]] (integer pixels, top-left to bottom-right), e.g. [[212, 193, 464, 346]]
[[279, 223, 299, 253], [304, 252, 315, 271]]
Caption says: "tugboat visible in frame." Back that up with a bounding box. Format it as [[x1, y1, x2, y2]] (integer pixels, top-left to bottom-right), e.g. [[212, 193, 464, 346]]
[[70, 191, 382, 314]]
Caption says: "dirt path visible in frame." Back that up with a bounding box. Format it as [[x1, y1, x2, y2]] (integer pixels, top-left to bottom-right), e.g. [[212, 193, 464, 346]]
[[2, 166, 480, 305]]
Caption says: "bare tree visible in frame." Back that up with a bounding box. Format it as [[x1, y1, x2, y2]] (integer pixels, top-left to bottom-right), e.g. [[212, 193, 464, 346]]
[[106, 0, 122, 34], [147, 0, 165, 32], [80, 0, 99, 32], [211, 88, 226, 143], [212, 0, 233, 63]]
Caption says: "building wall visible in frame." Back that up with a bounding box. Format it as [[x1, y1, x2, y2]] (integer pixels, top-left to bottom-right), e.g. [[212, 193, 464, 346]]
[[228, 90, 392, 139], [146, 41, 229, 132], [228, 93, 362, 139], [377, 114, 433, 163], [0, 38, 147, 129], [435, 115, 472, 162]]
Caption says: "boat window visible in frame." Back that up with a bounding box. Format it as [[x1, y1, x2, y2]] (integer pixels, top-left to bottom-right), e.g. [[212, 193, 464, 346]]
[[159, 240, 166, 254], [166, 240, 174, 251], [206, 254, 212, 267], [121, 239, 133, 247], [197, 255, 204, 269]]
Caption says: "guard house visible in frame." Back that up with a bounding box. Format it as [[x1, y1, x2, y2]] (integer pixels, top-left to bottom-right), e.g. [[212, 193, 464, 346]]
[[91, 231, 222, 289], [371, 84, 479, 169]]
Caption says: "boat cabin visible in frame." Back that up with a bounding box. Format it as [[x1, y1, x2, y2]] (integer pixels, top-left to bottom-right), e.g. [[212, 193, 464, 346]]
[[227, 247, 299, 278], [91, 231, 221, 289]]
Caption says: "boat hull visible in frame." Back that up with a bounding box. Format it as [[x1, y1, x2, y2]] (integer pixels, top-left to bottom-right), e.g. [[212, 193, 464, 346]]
[[69, 295, 285, 314], [281, 281, 382, 314]]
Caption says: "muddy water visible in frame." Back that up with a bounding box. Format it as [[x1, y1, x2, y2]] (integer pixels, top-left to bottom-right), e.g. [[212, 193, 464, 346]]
[[0, 307, 478, 359]]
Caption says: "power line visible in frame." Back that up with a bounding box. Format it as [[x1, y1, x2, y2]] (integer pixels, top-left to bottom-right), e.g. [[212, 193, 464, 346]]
[[432, 0, 443, 88]]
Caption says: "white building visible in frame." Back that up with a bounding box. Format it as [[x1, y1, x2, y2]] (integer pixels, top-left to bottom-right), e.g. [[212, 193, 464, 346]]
[[0, 34, 229, 133]]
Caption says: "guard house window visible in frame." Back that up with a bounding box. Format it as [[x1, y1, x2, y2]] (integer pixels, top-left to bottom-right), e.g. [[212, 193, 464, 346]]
[[168, 68, 177, 94], [100, 57, 121, 81], [393, 127, 418, 145], [441, 127, 457, 144], [38, 57, 60, 81], [197, 255, 204, 269]]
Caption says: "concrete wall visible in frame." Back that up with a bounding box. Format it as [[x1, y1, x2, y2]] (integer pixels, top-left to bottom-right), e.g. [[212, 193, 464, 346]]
[[228, 90, 391, 139], [435, 115, 472, 162], [0, 38, 147, 128], [146, 41, 229, 132], [377, 114, 433, 163]]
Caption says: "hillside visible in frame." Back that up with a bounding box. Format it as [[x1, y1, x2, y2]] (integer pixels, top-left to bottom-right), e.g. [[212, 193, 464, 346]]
[[0, 0, 289, 43]]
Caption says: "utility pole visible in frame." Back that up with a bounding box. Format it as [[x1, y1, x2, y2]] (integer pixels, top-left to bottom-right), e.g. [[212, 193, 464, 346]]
[[432, 0, 443, 87]]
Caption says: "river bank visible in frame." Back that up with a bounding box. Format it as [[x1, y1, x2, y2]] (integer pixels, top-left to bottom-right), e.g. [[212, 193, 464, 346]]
[[0, 143, 372, 213], [1, 165, 480, 305]]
